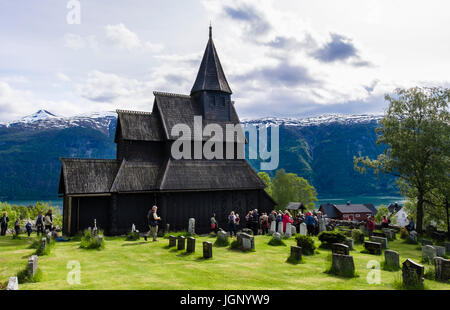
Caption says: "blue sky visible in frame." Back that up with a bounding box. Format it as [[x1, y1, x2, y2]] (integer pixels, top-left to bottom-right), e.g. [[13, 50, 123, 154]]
[[0, 0, 449, 121]]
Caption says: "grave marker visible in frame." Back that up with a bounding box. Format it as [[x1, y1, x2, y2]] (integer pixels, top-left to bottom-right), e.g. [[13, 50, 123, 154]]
[[434, 257, 450, 282], [203, 241, 212, 259], [177, 236, 185, 251], [299, 223, 307, 236], [169, 235, 177, 247], [402, 259, 424, 287], [364, 241, 382, 255], [331, 253, 355, 277], [384, 250, 400, 269], [187, 237, 195, 253], [27, 255, 38, 277], [188, 218, 195, 235], [369, 236, 388, 249], [290, 246, 302, 262], [331, 243, 350, 255], [285, 223, 292, 238], [422, 245, 437, 263], [6, 277, 18, 290]]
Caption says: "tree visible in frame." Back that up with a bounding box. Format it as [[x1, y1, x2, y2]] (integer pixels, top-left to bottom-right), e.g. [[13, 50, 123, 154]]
[[374, 205, 389, 224], [257, 172, 272, 196], [354, 87, 450, 233], [270, 169, 317, 210]]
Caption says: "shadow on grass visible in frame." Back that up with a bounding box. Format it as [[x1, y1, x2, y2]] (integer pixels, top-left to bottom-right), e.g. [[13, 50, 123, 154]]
[[176, 251, 195, 257], [121, 241, 148, 247], [286, 256, 304, 265]]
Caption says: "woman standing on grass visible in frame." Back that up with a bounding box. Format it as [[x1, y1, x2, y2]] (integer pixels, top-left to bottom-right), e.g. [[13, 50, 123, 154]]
[[228, 211, 237, 237], [210, 213, 217, 233], [44, 210, 53, 231], [0, 212, 9, 236], [366, 216, 375, 237], [14, 218, 20, 236]]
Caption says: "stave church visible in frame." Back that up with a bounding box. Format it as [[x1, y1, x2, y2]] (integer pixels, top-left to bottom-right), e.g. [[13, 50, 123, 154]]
[[58, 26, 276, 235]]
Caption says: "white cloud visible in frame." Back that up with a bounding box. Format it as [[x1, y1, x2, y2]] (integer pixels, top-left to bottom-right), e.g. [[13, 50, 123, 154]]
[[57, 73, 71, 82], [105, 23, 163, 52], [64, 33, 98, 51]]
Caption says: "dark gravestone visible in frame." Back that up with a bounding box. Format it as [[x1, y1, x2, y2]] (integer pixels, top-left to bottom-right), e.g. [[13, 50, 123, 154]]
[[402, 259, 424, 288], [384, 250, 400, 269], [445, 242, 450, 255], [166, 224, 170, 233], [372, 231, 386, 238], [331, 243, 350, 255], [186, 237, 196, 253], [203, 241, 212, 259], [169, 235, 177, 248], [240, 233, 255, 251], [331, 253, 355, 277], [434, 257, 450, 282], [41, 238, 47, 252], [435, 246, 445, 258], [369, 236, 388, 249], [364, 241, 382, 255], [177, 236, 185, 251], [290, 246, 302, 262], [343, 238, 354, 250], [242, 228, 253, 235], [422, 245, 437, 263], [27, 255, 38, 277], [421, 239, 433, 246]]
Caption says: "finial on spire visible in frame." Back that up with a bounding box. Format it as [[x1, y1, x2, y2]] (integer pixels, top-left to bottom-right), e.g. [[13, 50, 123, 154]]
[[209, 22, 212, 38]]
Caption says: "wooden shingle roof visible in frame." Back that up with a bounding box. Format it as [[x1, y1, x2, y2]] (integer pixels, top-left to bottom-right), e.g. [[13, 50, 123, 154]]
[[114, 110, 163, 142], [59, 158, 120, 195], [110, 160, 162, 192]]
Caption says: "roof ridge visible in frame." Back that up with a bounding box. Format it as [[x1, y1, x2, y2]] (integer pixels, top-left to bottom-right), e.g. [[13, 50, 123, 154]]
[[60, 158, 118, 162], [153, 91, 191, 99], [116, 109, 152, 115]]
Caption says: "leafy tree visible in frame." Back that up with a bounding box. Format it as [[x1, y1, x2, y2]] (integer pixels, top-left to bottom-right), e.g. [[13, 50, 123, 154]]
[[270, 169, 317, 210], [258, 172, 272, 196], [354, 87, 450, 233], [374, 205, 389, 223]]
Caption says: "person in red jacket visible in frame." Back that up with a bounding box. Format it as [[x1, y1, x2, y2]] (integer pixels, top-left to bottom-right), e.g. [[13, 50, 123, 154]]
[[282, 210, 293, 233], [366, 216, 375, 237]]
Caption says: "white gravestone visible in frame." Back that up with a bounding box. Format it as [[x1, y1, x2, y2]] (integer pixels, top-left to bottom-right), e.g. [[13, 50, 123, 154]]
[[299, 223, 307, 236], [285, 223, 292, 238], [7, 277, 18, 290], [269, 221, 276, 234], [277, 222, 283, 234], [188, 218, 195, 235]]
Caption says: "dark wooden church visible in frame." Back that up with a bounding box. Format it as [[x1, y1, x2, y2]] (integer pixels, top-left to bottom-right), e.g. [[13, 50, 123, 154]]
[[58, 27, 276, 235]]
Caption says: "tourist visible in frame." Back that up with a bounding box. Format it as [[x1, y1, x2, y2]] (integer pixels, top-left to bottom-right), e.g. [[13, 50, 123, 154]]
[[235, 213, 240, 229], [245, 211, 253, 229], [25, 219, 33, 237], [35, 211, 44, 236], [260, 213, 269, 235], [0, 212, 9, 236], [366, 216, 375, 237], [228, 211, 237, 237], [14, 218, 20, 236], [44, 210, 53, 231], [406, 216, 415, 232], [147, 205, 161, 242], [210, 213, 218, 233], [282, 210, 293, 233], [305, 212, 316, 236], [275, 211, 282, 228], [269, 210, 276, 225], [251, 209, 259, 235]]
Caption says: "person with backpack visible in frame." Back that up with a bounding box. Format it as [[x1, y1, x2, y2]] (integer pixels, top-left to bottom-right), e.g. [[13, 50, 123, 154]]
[[25, 219, 33, 237], [228, 211, 237, 237], [0, 212, 9, 236], [44, 210, 53, 231], [35, 211, 44, 236], [210, 213, 218, 233], [305, 212, 316, 236], [14, 218, 21, 236], [146, 205, 161, 242]]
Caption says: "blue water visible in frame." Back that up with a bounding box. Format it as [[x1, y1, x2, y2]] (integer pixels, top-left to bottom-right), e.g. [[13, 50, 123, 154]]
[[3, 199, 63, 208]]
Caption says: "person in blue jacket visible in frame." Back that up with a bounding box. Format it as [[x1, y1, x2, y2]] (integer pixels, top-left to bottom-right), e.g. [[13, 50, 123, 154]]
[[305, 212, 316, 236]]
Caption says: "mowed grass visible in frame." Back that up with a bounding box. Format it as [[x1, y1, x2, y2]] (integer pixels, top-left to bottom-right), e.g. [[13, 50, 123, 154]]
[[0, 234, 449, 290]]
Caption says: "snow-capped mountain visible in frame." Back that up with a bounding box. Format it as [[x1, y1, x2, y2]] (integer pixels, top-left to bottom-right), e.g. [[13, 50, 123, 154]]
[[1, 110, 383, 134]]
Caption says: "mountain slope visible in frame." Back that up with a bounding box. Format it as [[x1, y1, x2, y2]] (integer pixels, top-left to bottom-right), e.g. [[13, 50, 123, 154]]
[[0, 111, 398, 200]]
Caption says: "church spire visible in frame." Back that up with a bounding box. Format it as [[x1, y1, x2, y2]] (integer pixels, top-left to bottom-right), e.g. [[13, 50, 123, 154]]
[[190, 25, 232, 95]]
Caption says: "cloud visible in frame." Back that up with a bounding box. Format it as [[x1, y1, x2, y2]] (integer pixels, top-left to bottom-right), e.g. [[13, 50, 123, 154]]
[[64, 33, 98, 51], [57, 73, 71, 82], [311, 33, 371, 66], [223, 5, 271, 36], [266, 34, 317, 51], [234, 61, 318, 88], [105, 23, 163, 52]]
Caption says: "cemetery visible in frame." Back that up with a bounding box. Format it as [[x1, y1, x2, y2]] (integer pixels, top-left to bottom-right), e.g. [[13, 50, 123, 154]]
[[1, 225, 449, 290]]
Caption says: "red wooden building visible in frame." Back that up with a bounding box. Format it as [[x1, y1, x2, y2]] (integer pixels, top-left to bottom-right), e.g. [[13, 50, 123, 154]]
[[319, 202, 376, 221]]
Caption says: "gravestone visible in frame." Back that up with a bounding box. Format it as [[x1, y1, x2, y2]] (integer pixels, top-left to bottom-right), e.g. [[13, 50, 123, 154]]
[[384, 250, 400, 269], [331, 243, 350, 255], [169, 235, 177, 247], [277, 222, 283, 234], [290, 246, 302, 262], [331, 253, 355, 276], [41, 238, 47, 252], [369, 236, 388, 249], [360, 223, 368, 236], [445, 242, 450, 255], [203, 241, 212, 259], [269, 221, 276, 234], [272, 232, 282, 242], [186, 237, 195, 253], [409, 230, 418, 243], [372, 231, 386, 238], [382, 229, 395, 241], [422, 245, 437, 263], [177, 236, 186, 251], [27, 255, 38, 277], [299, 223, 307, 236], [285, 223, 292, 238], [217, 229, 229, 244], [97, 235, 103, 244], [6, 277, 18, 290], [434, 257, 450, 282], [242, 228, 253, 235], [240, 233, 255, 251], [402, 259, 424, 287], [46, 232, 52, 243], [421, 239, 433, 246], [319, 218, 326, 232], [188, 218, 195, 235], [344, 238, 354, 250], [364, 241, 382, 255], [435, 246, 445, 258], [291, 225, 296, 235], [166, 223, 170, 233], [236, 232, 243, 246]]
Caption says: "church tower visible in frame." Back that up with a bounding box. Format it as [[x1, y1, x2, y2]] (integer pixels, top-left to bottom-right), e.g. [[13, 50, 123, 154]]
[[191, 26, 232, 121]]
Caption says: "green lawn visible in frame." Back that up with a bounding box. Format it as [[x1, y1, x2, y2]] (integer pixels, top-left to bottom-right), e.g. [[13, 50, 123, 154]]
[[1, 234, 449, 290]]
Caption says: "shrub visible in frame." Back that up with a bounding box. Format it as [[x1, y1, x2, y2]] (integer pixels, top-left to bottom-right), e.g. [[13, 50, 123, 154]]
[[318, 231, 346, 248], [399, 227, 409, 240], [268, 237, 286, 246], [35, 239, 54, 256], [17, 268, 43, 284], [80, 229, 104, 250], [214, 236, 230, 247], [351, 229, 364, 244], [295, 235, 315, 255], [125, 231, 140, 241]]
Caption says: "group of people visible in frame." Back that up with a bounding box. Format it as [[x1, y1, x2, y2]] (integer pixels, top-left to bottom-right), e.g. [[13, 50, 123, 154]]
[[0, 210, 54, 237]]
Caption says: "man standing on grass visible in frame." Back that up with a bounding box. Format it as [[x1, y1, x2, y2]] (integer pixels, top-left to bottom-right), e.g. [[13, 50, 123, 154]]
[[0, 212, 9, 236], [147, 205, 161, 242]]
